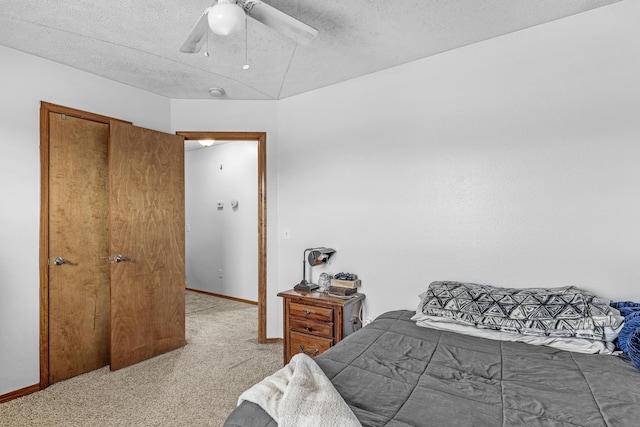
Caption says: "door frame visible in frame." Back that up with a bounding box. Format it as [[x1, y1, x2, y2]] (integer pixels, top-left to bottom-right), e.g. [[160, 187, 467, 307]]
[[39, 102, 132, 389], [177, 131, 268, 344]]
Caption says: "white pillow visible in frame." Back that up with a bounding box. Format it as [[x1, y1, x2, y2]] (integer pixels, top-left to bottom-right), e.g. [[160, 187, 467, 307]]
[[411, 311, 617, 355]]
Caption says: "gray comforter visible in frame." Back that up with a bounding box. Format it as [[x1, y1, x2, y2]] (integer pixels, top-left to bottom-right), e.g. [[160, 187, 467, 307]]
[[224, 310, 640, 426]]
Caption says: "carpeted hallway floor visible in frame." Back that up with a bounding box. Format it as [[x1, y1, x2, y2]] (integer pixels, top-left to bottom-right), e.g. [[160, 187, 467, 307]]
[[0, 291, 282, 427]]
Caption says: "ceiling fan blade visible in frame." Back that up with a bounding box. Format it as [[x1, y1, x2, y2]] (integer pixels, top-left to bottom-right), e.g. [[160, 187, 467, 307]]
[[241, 1, 318, 45], [180, 8, 210, 53]]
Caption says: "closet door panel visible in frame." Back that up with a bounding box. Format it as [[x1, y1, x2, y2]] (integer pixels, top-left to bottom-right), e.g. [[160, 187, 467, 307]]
[[108, 121, 186, 371], [48, 113, 110, 383]]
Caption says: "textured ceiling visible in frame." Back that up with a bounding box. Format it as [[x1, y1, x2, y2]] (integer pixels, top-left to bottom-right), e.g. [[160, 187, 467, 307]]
[[0, 0, 622, 100]]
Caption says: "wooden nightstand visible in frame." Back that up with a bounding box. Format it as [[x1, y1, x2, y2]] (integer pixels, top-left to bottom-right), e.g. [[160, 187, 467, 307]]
[[277, 289, 365, 364]]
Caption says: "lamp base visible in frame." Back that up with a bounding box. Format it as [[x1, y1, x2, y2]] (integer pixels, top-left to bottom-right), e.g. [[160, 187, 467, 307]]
[[294, 280, 319, 292]]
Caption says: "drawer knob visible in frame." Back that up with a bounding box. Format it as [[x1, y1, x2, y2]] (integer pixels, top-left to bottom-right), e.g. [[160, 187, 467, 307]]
[[299, 344, 319, 357], [303, 309, 315, 315]]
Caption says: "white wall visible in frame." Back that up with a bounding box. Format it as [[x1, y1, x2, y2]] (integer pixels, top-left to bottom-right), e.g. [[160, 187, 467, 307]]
[[185, 142, 258, 301], [276, 0, 640, 326], [0, 45, 170, 395]]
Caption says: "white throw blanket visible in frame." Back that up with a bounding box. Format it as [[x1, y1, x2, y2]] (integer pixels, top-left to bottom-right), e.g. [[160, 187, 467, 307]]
[[238, 353, 361, 427]]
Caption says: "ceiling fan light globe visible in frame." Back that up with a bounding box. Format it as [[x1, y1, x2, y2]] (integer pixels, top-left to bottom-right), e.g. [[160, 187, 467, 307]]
[[208, 1, 246, 36]]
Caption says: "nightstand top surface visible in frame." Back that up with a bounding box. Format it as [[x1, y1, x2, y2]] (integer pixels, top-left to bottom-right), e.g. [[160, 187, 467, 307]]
[[278, 289, 365, 306]]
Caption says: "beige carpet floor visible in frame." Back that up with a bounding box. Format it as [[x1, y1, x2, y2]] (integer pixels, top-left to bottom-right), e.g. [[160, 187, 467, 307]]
[[0, 291, 282, 427]]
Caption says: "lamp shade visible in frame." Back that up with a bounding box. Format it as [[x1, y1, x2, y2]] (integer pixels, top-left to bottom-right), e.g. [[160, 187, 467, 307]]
[[208, 0, 246, 36], [307, 248, 336, 266]]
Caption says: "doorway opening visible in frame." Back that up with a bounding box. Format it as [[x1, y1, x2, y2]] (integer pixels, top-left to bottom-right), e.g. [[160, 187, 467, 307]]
[[177, 132, 267, 344]]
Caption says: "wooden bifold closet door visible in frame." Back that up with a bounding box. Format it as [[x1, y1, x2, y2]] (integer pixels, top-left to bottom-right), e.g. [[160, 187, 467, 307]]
[[108, 121, 186, 370], [48, 113, 111, 383], [45, 107, 185, 384]]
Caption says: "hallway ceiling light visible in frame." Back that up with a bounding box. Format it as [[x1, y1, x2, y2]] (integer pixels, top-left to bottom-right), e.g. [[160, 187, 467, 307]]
[[198, 140, 215, 147]]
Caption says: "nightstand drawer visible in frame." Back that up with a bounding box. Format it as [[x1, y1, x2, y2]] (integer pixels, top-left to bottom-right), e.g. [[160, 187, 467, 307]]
[[290, 331, 332, 358], [290, 317, 334, 337], [290, 302, 333, 323]]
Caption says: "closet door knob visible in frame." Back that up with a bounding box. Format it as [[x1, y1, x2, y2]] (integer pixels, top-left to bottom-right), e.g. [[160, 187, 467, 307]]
[[52, 256, 77, 266], [113, 254, 133, 263]]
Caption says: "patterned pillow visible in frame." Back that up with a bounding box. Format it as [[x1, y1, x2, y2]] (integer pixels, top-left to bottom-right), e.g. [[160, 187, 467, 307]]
[[418, 281, 621, 341]]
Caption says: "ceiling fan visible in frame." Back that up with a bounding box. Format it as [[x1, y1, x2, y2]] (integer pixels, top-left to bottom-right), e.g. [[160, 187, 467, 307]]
[[180, 0, 319, 54]]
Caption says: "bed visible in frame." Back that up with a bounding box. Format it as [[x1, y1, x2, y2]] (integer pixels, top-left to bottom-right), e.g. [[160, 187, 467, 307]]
[[224, 282, 640, 427]]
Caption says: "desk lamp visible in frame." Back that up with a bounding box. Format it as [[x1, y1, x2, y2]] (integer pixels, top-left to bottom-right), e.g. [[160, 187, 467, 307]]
[[294, 247, 336, 291]]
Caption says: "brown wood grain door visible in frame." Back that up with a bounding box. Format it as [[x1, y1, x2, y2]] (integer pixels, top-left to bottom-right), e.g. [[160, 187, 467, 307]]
[[48, 113, 110, 383], [108, 121, 186, 371]]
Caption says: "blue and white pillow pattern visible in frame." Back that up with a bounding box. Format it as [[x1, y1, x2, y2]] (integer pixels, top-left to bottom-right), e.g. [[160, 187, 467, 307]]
[[413, 281, 623, 354]]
